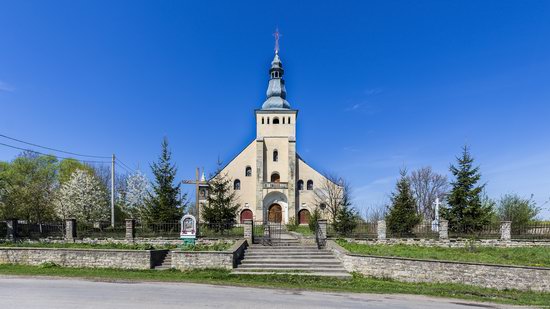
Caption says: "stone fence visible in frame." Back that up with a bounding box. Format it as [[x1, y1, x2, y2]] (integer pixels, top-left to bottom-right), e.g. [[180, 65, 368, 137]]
[[0, 247, 166, 270], [327, 240, 550, 292], [171, 239, 248, 270]]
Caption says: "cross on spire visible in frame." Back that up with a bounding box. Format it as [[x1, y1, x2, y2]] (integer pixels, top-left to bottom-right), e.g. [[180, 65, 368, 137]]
[[273, 28, 282, 54]]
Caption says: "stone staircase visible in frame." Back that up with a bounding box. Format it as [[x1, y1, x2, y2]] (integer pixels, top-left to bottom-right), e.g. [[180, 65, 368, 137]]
[[154, 251, 172, 270], [232, 236, 351, 278]]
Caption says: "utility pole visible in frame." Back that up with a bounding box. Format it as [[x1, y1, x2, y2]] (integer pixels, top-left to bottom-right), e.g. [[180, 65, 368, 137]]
[[111, 154, 115, 227]]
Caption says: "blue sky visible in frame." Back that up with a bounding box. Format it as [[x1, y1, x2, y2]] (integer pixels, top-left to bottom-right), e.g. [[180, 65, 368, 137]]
[[1, 1, 549, 218]]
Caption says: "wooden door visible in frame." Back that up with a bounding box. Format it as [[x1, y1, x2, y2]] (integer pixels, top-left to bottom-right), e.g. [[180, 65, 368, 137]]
[[268, 204, 282, 223]]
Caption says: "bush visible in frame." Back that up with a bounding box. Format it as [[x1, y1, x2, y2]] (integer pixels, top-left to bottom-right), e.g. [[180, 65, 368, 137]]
[[497, 194, 540, 228]]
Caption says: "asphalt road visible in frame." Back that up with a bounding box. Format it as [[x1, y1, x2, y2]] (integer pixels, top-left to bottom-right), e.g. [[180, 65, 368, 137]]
[[0, 276, 522, 309]]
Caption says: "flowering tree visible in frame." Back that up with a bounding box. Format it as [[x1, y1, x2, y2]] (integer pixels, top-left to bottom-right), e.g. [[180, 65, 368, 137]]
[[123, 171, 150, 220], [55, 169, 109, 223]]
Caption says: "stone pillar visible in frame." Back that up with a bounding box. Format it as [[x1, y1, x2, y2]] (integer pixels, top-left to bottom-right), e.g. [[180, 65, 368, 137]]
[[255, 139, 265, 222], [125, 219, 136, 241], [377, 220, 386, 241], [500, 221, 512, 241], [6, 219, 18, 241], [243, 219, 253, 243], [439, 219, 449, 240], [65, 219, 77, 242], [317, 219, 327, 241]]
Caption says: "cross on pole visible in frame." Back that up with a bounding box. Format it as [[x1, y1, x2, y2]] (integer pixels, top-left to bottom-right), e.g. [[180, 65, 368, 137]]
[[273, 28, 282, 54], [182, 167, 208, 222]]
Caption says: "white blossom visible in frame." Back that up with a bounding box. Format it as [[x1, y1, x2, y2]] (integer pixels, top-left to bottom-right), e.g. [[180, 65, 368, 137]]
[[123, 170, 150, 219]]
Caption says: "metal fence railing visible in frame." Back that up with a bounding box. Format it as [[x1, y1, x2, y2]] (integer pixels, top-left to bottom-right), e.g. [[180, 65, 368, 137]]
[[327, 222, 378, 239], [16, 222, 65, 240], [511, 222, 550, 239], [76, 222, 126, 239], [0, 221, 7, 238], [387, 222, 439, 239], [135, 221, 180, 239], [448, 222, 501, 239], [198, 222, 243, 238]]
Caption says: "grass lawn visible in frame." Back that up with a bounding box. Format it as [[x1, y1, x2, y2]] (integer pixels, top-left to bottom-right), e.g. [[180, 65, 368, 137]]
[[0, 264, 548, 306], [287, 225, 313, 236], [0, 241, 233, 252], [337, 240, 550, 267]]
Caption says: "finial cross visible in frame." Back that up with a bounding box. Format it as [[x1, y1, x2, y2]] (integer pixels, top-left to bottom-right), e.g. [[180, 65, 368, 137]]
[[273, 28, 282, 53]]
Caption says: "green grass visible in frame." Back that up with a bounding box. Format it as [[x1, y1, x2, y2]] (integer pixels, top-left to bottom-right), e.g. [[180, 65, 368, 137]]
[[0, 264, 548, 306], [337, 240, 550, 267], [286, 225, 313, 236], [0, 241, 233, 252]]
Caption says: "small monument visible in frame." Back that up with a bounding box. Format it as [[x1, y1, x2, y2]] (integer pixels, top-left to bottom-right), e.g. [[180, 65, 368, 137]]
[[180, 214, 197, 246], [431, 197, 441, 232]]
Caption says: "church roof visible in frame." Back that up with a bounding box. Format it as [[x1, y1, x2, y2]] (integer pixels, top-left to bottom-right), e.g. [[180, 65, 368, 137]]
[[261, 52, 291, 110]]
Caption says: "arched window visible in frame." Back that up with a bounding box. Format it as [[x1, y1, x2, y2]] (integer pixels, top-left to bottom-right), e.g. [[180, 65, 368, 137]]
[[273, 117, 280, 124], [307, 180, 313, 190], [262, 117, 264, 124], [240, 209, 253, 223], [273, 150, 278, 162], [282, 117, 286, 124], [297, 180, 304, 190], [270, 172, 280, 183], [234, 179, 241, 190], [245, 166, 252, 177], [267, 117, 270, 124], [288, 117, 291, 124]]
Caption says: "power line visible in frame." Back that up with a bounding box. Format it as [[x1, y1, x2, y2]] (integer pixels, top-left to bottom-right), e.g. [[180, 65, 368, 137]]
[[0, 133, 111, 159], [115, 161, 133, 174], [116, 158, 135, 173], [0, 142, 110, 164]]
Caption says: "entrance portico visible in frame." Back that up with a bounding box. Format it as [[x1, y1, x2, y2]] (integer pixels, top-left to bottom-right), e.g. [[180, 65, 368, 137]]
[[263, 191, 288, 224]]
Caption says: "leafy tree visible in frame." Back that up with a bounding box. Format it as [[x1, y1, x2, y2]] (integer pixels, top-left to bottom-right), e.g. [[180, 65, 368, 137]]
[[0, 153, 58, 223], [308, 207, 321, 232], [497, 193, 540, 229], [443, 146, 492, 233], [144, 138, 185, 222], [122, 171, 150, 220], [58, 158, 94, 184], [386, 169, 421, 236], [202, 162, 240, 231], [55, 169, 109, 223], [333, 204, 359, 236], [408, 166, 449, 220]]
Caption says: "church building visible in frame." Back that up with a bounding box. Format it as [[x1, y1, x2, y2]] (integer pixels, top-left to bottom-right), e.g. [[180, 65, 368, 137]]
[[199, 49, 330, 225]]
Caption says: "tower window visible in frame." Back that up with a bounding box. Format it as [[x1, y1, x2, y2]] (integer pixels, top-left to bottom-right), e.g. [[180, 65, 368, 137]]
[[273, 150, 278, 162], [297, 180, 304, 191], [271, 172, 280, 183], [262, 117, 264, 124], [267, 118, 270, 124], [282, 117, 285, 124], [273, 117, 279, 124], [288, 117, 291, 124], [234, 179, 241, 190], [245, 166, 252, 177], [307, 180, 313, 190]]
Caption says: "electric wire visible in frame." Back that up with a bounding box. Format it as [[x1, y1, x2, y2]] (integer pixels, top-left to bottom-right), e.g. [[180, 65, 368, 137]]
[[0, 142, 110, 164]]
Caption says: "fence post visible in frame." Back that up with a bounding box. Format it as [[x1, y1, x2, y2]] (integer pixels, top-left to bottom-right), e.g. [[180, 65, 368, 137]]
[[125, 219, 136, 241], [6, 219, 18, 242], [439, 219, 449, 240], [243, 219, 253, 243], [500, 221, 512, 241], [64, 219, 76, 242], [317, 219, 327, 241], [377, 220, 386, 241]]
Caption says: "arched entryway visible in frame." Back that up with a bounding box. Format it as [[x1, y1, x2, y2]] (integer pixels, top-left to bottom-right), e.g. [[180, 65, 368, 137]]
[[270, 172, 280, 183], [268, 204, 282, 223], [298, 209, 311, 225], [240, 209, 253, 224]]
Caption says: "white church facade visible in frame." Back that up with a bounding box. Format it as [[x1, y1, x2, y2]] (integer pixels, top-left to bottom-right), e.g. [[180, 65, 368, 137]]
[[199, 50, 330, 225]]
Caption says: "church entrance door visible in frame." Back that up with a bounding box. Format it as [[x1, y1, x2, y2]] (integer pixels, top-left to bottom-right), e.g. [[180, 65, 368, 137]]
[[268, 204, 282, 223]]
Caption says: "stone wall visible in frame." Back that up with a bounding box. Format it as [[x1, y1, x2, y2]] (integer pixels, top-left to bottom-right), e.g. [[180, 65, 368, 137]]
[[340, 238, 550, 248], [327, 240, 550, 292], [0, 247, 165, 270], [5, 238, 237, 247], [171, 239, 248, 270]]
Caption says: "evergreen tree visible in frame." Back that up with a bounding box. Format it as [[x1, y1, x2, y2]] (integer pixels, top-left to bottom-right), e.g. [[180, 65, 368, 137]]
[[386, 169, 421, 236], [333, 205, 359, 236], [443, 146, 491, 233], [202, 162, 240, 232], [144, 138, 185, 223]]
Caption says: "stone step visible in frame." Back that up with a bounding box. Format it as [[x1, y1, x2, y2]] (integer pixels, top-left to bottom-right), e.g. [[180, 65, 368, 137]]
[[244, 254, 335, 259], [235, 266, 347, 273], [238, 263, 345, 269], [231, 270, 352, 279], [241, 260, 342, 265], [246, 247, 324, 251]]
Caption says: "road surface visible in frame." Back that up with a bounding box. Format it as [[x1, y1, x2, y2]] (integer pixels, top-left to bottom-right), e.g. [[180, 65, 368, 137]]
[[0, 276, 522, 308]]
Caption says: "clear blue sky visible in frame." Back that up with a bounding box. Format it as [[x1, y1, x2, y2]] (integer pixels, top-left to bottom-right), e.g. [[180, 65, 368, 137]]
[[1, 1, 549, 218]]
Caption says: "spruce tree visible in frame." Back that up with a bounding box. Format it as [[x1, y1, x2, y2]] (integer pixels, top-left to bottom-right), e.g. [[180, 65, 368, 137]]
[[443, 146, 491, 233], [202, 162, 240, 232], [386, 169, 420, 236], [144, 138, 185, 223]]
